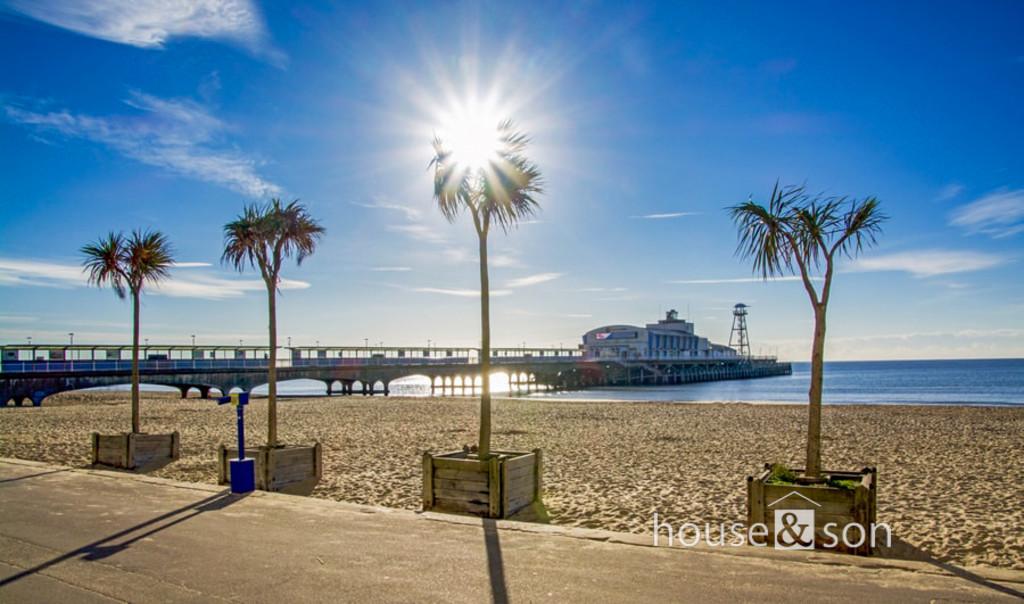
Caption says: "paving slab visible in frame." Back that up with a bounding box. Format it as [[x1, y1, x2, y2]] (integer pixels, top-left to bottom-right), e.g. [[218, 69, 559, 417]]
[[0, 458, 1021, 603]]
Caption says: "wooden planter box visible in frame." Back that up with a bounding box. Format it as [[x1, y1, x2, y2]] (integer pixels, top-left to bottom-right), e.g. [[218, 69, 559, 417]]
[[218, 443, 322, 494], [747, 465, 878, 555], [422, 449, 542, 518], [91, 432, 180, 470]]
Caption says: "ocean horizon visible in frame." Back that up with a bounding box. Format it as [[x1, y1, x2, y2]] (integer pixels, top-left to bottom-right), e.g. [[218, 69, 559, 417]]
[[110, 357, 1023, 406]]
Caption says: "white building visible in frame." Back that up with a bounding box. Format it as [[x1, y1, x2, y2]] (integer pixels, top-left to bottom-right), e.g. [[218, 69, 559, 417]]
[[581, 310, 738, 360]]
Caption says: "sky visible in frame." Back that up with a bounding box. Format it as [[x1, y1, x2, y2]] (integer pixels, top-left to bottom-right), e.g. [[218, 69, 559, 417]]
[[1, 1, 1022, 361]]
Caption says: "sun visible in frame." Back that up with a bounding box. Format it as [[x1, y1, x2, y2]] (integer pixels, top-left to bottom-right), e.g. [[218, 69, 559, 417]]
[[436, 98, 504, 170]]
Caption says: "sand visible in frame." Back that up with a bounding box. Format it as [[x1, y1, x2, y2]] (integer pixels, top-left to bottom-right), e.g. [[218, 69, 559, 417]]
[[1, 391, 1022, 571]]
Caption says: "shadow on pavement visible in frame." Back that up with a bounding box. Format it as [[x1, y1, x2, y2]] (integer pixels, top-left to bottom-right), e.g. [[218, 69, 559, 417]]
[[0, 489, 246, 587], [883, 537, 1023, 599], [483, 519, 509, 604], [0, 469, 68, 484]]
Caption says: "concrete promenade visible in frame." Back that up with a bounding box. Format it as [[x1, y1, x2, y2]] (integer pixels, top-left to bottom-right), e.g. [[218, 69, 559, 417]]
[[0, 458, 1020, 603]]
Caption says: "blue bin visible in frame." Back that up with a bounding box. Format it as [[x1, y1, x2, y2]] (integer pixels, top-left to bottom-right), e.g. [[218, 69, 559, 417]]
[[229, 457, 256, 493]]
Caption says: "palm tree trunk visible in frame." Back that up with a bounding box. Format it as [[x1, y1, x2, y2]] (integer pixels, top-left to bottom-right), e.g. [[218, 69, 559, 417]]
[[477, 231, 492, 458], [805, 303, 826, 478], [267, 283, 278, 448], [131, 289, 141, 434]]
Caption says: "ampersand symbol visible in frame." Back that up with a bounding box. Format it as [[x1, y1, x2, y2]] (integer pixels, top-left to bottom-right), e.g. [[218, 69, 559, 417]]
[[779, 512, 812, 547]]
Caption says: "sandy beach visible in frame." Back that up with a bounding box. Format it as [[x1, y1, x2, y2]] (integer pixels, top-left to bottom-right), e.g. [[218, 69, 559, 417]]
[[1, 392, 1021, 571]]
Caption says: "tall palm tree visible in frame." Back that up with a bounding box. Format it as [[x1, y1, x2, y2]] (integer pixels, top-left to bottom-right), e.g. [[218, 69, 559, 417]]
[[223, 199, 324, 448], [431, 120, 543, 457], [82, 230, 174, 434], [729, 183, 886, 478]]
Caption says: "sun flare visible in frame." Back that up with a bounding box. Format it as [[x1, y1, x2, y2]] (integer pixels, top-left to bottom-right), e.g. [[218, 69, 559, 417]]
[[436, 98, 504, 170]]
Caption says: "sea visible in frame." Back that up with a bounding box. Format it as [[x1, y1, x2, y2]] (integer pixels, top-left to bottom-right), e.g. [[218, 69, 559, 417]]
[[244, 358, 1022, 406]]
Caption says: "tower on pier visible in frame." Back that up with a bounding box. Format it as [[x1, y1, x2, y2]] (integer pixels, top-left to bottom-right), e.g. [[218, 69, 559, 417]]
[[729, 303, 751, 358]]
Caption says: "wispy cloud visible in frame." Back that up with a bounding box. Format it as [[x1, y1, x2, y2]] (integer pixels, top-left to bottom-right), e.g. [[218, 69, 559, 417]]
[[0, 257, 309, 300], [935, 183, 963, 202], [171, 261, 212, 268], [630, 212, 699, 220], [3, 91, 280, 197], [369, 266, 412, 272], [386, 224, 447, 244], [849, 250, 1007, 277], [577, 286, 627, 293], [667, 276, 810, 285], [949, 189, 1024, 238], [4, 0, 284, 64], [412, 287, 511, 297], [354, 200, 422, 221], [506, 272, 563, 288]]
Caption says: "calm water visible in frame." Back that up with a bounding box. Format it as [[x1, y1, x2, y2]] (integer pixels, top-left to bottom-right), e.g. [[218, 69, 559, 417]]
[[531, 359, 1024, 406], [127, 359, 1023, 406]]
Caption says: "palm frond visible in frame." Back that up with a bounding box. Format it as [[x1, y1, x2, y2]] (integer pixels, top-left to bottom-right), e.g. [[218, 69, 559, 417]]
[[81, 232, 128, 299]]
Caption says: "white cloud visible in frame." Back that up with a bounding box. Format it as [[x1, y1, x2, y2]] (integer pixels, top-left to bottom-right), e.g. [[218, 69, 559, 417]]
[[490, 253, 523, 268], [849, 250, 1006, 277], [354, 200, 422, 221], [630, 212, 699, 220], [369, 266, 412, 272], [413, 287, 511, 297], [949, 189, 1024, 238], [506, 272, 563, 288], [935, 183, 963, 202], [577, 286, 627, 292], [5, 0, 283, 63], [0, 256, 309, 300], [171, 261, 212, 268], [667, 276, 810, 285], [386, 224, 447, 244], [3, 91, 280, 198]]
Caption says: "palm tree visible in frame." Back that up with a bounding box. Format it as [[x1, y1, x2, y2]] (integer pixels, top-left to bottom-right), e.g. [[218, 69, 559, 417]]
[[82, 230, 174, 434], [223, 199, 324, 448], [729, 183, 886, 478], [431, 120, 543, 457]]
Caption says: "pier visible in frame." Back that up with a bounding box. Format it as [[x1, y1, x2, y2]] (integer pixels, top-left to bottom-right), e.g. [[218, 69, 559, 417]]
[[0, 343, 791, 407]]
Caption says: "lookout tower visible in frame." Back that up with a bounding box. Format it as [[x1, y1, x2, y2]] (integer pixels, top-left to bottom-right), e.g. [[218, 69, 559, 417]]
[[729, 303, 751, 358]]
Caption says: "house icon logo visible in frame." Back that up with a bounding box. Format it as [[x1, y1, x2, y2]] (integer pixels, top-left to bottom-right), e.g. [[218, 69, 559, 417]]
[[767, 491, 820, 550]]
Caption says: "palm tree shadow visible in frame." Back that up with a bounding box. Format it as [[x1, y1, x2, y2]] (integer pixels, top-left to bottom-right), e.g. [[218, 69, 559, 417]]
[[482, 519, 509, 604], [0, 490, 245, 585], [883, 537, 1023, 599]]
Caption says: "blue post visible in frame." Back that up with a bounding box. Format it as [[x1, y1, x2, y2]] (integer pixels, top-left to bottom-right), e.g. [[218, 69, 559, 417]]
[[218, 392, 254, 493]]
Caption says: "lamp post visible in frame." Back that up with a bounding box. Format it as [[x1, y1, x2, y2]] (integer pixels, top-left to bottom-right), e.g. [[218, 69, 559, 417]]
[[287, 336, 292, 347], [191, 334, 196, 347], [69, 332, 74, 346], [363, 337, 368, 348]]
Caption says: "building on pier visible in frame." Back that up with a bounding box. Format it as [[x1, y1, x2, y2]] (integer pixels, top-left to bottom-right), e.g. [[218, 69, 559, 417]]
[[581, 309, 739, 360]]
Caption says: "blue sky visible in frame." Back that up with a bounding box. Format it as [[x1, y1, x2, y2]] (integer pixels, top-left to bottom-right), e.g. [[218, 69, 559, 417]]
[[1, 1, 1022, 360]]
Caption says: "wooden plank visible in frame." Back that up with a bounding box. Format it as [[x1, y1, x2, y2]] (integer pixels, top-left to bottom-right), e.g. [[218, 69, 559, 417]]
[[433, 456, 486, 472], [217, 445, 227, 484], [433, 497, 489, 515], [533, 448, 543, 503], [422, 452, 434, 510], [171, 431, 180, 460], [507, 473, 535, 498], [91, 432, 99, 465], [488, 456, 501, 518], [433, 478, 488, 493], [434, 468, 489, 482], [314, 442, 323, 481], [507, 495, 532, 514], [505, 464, 533, 483], [503, 453, 536, 474], [433, 488, 489, 504]]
